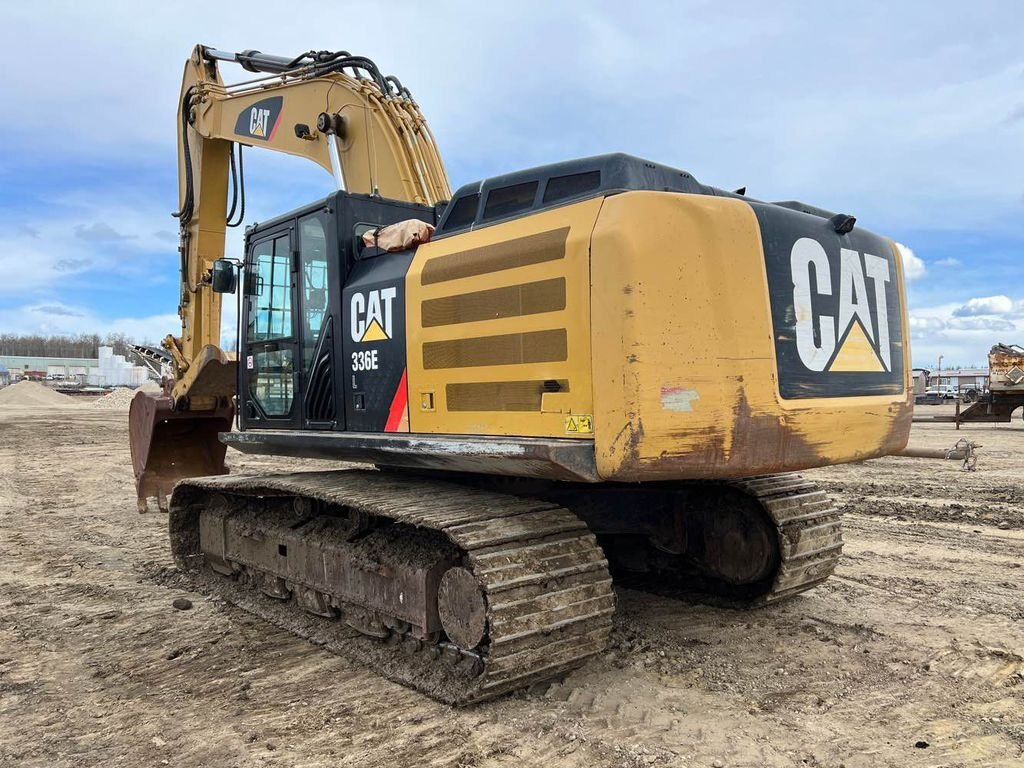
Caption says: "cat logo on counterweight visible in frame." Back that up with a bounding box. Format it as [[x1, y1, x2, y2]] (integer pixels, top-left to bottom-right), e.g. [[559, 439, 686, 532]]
[[754, 203, 905, 400], [790, 238, 892, 374]]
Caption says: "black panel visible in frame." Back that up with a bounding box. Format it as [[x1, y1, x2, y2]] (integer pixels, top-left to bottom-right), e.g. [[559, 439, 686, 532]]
[[233, 96, 284, 142], [341, 252, 414, 431], [753, 203, 905, 399], [437, 153, 728, 236], [335, 194, 435, 272], [482, 181, 538, 220], [443, 193, 480, 230], [543, 170, 601, 203]]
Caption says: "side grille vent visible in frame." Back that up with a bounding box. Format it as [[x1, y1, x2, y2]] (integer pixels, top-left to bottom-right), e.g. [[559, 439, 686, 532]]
[[420, 227, 569, 285], [423, 329, 567, 370], [421, 278, 566, 327], [303, 317, 336, 423], [447, 380, 570, 412]]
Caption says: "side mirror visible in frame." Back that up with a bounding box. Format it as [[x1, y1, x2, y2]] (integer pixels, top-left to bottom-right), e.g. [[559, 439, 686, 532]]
[[211, 259, 237, 294]]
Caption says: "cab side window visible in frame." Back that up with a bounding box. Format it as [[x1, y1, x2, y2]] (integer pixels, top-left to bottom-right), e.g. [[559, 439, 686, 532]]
[[247, 235, 292, 341], [298, 215, 329, 368]]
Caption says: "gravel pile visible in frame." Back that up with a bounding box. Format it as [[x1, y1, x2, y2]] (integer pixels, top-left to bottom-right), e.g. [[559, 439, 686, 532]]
[[92, 387, 142, 410], [0, 381, 79, 408], [91, 381, 162, 410]]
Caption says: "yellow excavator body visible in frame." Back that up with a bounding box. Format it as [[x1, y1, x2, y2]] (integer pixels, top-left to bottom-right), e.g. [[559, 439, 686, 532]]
[[130, 45, 912, 704], [405, 191, 911, 478]]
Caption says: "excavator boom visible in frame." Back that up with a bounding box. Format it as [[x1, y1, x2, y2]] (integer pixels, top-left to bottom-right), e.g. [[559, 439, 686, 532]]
[[130, 45, 450, 511]]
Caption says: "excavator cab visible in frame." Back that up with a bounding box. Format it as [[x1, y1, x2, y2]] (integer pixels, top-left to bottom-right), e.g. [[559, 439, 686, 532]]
[[235, 191, 435, 434], [130, 191, 436, 512]]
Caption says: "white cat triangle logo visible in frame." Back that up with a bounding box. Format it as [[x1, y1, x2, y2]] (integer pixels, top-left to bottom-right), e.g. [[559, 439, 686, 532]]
[[790, 238, 892, 374]]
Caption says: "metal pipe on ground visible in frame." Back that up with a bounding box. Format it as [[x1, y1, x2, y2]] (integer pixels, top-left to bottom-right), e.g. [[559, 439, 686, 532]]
[[896, 439, 981, 471]]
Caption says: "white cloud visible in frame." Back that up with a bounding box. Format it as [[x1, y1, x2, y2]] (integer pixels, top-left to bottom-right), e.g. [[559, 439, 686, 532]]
[[908, 315, 948, 332], [0, 189, 187, 295], [0, 302, 177, 344], [952, 295, 1015, 317], [949, 317, 1015, 332], [895, 242, 926, 281], [934, 257, 962, 267], [909, 296, 1022, 367], [1, 2, 1022, 234]]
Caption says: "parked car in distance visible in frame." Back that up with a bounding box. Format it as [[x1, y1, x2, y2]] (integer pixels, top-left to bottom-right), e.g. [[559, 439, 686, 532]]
[[916, 386, 960, 405]]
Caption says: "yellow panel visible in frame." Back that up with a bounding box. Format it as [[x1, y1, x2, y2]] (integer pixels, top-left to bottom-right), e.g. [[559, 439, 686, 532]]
[[590, 192, 912, 481], [406, 199, 603, 437]]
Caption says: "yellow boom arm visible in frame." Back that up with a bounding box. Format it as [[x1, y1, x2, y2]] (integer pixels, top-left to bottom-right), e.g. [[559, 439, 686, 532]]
[[130, 44, 449, 511], [168, 43, 450, 404]]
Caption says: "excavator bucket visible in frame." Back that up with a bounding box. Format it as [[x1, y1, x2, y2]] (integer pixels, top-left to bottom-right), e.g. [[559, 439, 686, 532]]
[[129, 391, 233, 513]]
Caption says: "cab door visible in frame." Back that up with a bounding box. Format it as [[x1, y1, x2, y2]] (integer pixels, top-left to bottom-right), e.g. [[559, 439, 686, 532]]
[[295, 211, 338, 428], [241, 227, 300, 428]]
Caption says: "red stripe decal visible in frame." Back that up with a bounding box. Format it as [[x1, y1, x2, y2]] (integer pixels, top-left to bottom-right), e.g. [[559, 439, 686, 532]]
[[268, 110, 284, 141], [384, 369, 408, 432]]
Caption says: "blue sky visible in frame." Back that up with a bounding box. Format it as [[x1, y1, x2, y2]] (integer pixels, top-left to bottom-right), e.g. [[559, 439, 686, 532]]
[[1, 1, 1021, 367]]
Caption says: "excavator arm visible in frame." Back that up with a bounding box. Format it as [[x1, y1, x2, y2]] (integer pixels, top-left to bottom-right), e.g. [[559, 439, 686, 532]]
[[129, 44, 450, 512]]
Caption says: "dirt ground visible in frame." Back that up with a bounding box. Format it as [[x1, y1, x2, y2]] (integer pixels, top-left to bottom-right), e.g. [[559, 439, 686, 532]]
[[1, 403, 1021, 767]]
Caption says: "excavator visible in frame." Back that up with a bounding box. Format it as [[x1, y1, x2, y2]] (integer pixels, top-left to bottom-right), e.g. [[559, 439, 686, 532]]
[[130, 44, 913, 704]]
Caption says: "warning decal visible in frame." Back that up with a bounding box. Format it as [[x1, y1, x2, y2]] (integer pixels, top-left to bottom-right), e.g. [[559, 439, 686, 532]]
[[564, 414, 594, 434]]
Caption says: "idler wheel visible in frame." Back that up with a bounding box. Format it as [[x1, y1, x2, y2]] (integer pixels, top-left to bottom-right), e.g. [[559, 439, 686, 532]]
[[437, 567, 487, 649]]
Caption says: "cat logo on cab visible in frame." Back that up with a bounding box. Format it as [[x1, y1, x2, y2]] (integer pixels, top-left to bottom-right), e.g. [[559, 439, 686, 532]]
[[351, 287, 397, 343]]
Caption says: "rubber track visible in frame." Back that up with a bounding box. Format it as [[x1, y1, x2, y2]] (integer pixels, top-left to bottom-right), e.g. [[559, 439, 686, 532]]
[[729, 474, 843, 604], [169, 469, 614, 705]]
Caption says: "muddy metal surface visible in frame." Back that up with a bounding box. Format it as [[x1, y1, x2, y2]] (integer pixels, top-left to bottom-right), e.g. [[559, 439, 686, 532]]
[[0, 403, 1021, 767]]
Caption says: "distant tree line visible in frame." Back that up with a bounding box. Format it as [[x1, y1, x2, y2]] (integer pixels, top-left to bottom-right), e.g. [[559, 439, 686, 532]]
[[0, 333, 137, 359]]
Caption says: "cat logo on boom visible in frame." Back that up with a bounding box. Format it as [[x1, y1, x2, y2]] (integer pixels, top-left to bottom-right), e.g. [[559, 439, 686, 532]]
[[351, 287, 397, 343], [249, 108, 271, 138], [233, 96, 283, 142]]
